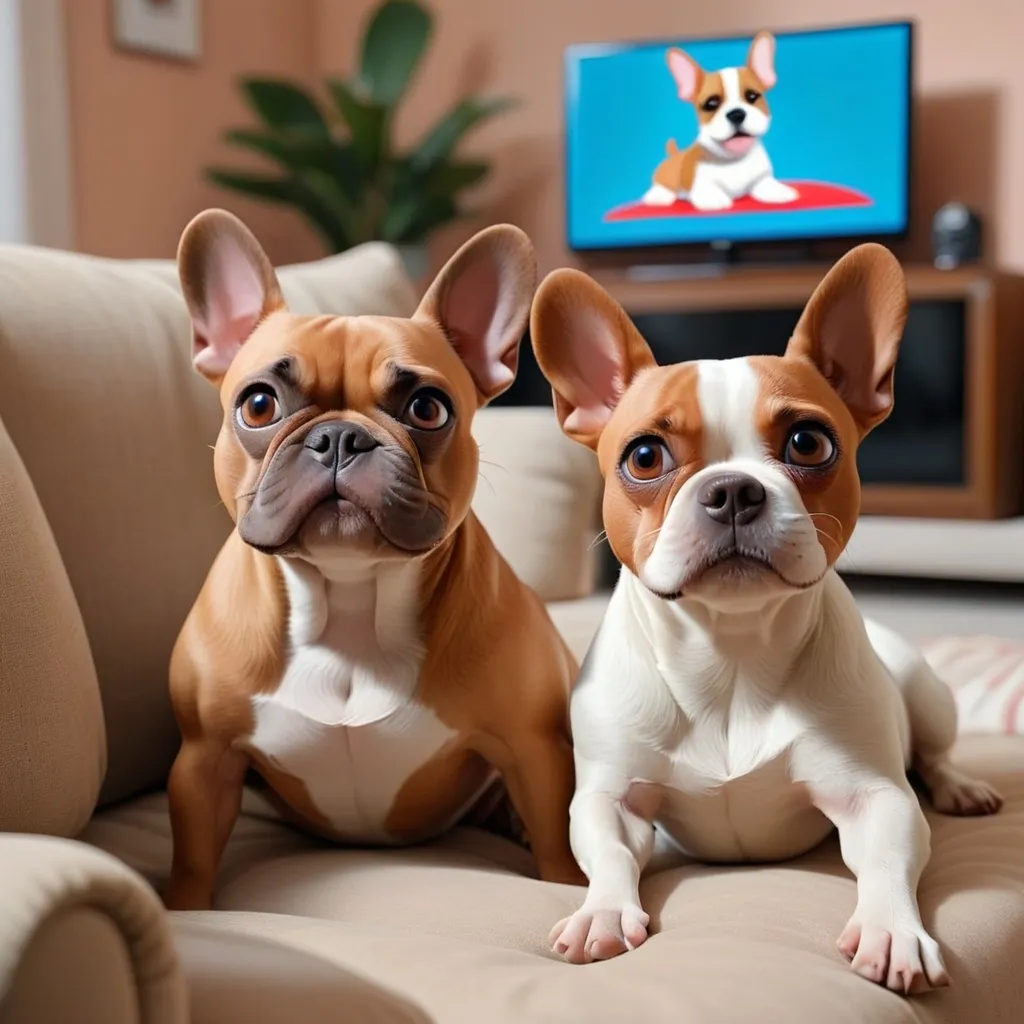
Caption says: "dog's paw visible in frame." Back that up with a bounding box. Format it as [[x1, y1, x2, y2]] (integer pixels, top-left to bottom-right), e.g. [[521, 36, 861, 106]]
[[923, 761, 1003, 816], [690, 189, 733, 212], [643, 184, 677, 206], [838, 917, 949, 994], [549, 904, 650, 964], [751, 178, 799, 204]]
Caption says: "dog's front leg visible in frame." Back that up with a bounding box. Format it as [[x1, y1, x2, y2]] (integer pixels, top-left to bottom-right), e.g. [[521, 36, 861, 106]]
[[550, 765, 656, 964], [500, 729, 587, 886], [813, 781, 949, 994], [165, 736, 248, 910]]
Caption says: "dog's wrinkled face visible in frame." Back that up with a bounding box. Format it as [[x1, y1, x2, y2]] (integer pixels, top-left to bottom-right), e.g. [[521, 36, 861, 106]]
[[667, 31, 777, 159], [531, 244, 907, 610], [178, 211, 536, 566], [214, 315, 480, 559]]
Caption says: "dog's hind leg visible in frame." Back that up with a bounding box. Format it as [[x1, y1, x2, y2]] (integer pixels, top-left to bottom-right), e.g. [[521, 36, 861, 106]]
[[866, 619, 1003, 816]]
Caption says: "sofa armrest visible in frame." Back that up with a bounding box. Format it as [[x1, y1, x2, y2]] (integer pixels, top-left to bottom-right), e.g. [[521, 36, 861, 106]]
[[0, 835, 186, 1024]]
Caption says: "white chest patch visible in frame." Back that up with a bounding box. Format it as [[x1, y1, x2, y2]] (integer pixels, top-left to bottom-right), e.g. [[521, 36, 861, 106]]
[[691, 143, 772, 198], [242, 558, 479, 843]]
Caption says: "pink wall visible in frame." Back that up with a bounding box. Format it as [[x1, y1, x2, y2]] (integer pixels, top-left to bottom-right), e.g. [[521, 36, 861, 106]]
[[317, 0, 1024, 274], [66, 0, 1024, 272], [65, 0, 323, 264]]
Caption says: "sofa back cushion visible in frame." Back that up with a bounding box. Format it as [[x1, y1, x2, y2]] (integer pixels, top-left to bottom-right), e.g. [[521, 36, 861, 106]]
[[0, 415, 106, 834], [0, 242, 418, 805], [470, 407, 602, 601]]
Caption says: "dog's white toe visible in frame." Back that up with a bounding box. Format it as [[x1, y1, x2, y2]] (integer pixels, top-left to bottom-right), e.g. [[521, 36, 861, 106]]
[[839, 917, 949, 994], [550, 904, 650, 964]]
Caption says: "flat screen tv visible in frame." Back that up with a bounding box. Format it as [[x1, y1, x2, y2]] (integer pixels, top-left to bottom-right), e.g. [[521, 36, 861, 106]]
[[564, 21, 913, 253]]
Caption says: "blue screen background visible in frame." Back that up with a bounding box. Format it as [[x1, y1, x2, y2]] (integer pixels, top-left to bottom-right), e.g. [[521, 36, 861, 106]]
[[565, 23, 911, 250]]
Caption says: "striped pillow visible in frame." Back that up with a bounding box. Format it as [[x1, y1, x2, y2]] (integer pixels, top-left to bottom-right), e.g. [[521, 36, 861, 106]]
[[922, 637, 1024, 735]]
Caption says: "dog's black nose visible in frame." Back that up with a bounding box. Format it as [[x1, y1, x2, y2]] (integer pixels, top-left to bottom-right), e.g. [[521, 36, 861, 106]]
[[725, 108, 747, 127], [698, 473, 766, 526], [304, 421, 379, 468]]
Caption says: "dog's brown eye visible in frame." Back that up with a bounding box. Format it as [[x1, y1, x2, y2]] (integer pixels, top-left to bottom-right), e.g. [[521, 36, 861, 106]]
[[238, 389, 281, 429], [404, 389, 451, 431], [784, 423, 836, 468], [745, 89, 761, 103], [623, 440, 675, 482], [701, 95, 722, 112]]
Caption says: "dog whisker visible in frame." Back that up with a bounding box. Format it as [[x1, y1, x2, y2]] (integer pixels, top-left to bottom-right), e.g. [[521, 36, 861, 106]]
[[814, 526, 840, 550], [588, 530, 609, 552], [476, 454, 508, 476], [635, 525, 663, 544], [808, 512, 844, 532]]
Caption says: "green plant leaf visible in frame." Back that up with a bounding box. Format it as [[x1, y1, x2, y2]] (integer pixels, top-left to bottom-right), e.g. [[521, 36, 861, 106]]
[[222, 128, 366, 204], [380, 194, 459, 244], [223, 128, 327, 171], [409, 97, 515, 175], [294, 167, 369, 244], [383, 160, 487, 241], [206, 169, 352, 252], [397, 196, 459, 243], [358, 0, 432, 107], [327, 80, 389, 174], [241, 79, 329, 135], [425, 160, 489, 197], [378, 196, 421, 243]]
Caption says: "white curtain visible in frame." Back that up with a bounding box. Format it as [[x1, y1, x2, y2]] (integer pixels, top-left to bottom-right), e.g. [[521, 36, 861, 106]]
[[0, 0, 28, 244]]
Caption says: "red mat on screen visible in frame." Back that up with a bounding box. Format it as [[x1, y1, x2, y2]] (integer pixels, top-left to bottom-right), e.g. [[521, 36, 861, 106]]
[[604, 181, 871, 221]]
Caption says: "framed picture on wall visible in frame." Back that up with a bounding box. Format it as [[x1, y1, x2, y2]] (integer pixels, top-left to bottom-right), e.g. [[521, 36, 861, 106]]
[[112, 0, 201, 62]]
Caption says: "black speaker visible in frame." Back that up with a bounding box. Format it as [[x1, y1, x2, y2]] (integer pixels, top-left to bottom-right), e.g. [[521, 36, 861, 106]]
[[931, 202, 982, 269]]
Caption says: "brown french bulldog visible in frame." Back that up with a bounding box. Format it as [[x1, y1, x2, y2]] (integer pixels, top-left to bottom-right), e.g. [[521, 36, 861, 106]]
[[164, 210, 583, 911]]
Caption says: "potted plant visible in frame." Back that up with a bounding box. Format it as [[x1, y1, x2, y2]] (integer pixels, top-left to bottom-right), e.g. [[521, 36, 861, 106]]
[[207, 0, 515, 277]]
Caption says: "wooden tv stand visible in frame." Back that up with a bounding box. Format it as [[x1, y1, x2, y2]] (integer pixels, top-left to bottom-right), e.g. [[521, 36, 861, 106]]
[[591, 262, 1024, 520], [594, 261, 997, 314]]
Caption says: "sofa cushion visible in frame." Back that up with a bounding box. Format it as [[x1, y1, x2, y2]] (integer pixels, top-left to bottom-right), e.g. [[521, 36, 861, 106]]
[[0, 415, 104, 835], [471, 407, 603, 601], [0, 242, 418, 806], [546, 594, 608, 664], [83, 736, 1024, 1023], [172, 918, 428, 1024]]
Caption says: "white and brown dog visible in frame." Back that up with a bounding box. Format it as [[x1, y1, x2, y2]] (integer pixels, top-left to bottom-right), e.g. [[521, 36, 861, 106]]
[[163, 210, 583, 911], [644, 31, 799, 212], [530, 245, 1002, 992]]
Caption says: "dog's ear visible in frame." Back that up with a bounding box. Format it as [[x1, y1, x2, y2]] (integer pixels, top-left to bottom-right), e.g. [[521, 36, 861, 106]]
[[786, 243, 908, 436], [667, 47, 703, 103], [415, 225, 536, 405], [747, 31, 777, 89], [177, 209, 285, 384], [530, 269, 656, 450]]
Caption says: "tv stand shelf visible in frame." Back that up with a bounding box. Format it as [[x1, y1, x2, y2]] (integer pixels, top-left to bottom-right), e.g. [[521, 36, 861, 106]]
[[593, 262, 993, 313]]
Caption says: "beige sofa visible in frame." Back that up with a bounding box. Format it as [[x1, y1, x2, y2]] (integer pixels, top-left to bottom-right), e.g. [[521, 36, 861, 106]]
[[1, 240, 1022, 1024]]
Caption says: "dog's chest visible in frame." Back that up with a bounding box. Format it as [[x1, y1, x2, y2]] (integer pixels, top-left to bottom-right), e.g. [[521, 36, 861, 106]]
[[656, 664, 831, 861], [694, 143, 771, 195], [242, 561, 481, 843]]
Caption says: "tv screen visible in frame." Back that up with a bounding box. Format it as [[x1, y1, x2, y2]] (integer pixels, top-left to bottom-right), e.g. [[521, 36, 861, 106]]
[[564, 21, 912, 252]]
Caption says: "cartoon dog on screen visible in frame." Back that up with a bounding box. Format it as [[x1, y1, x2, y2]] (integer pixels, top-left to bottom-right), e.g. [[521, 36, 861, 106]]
[[644, 31, 799, 212]]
